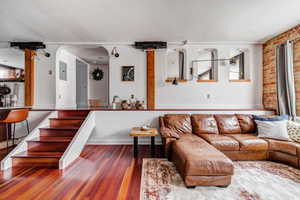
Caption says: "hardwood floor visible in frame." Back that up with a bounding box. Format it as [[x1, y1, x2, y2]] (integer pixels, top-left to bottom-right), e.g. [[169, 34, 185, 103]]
[[0, 145, 163, 200]]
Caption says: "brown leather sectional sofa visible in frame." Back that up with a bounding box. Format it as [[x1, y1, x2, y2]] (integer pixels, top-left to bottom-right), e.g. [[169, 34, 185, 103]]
[[159, 114, 300, 188]]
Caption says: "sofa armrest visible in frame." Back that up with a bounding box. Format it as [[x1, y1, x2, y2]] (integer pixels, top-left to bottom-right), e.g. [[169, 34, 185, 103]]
[[160, 127, 179, 139]]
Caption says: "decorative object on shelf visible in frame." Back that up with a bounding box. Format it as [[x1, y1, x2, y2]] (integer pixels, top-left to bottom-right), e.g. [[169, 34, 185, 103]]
[[112, 95, 121, 109], [121, 100, 131, 110], [141, 125, 151, 131], [0, 85, 11, 107], [91, 68, 104, 81], [129, 94, 136, 108], [135, 100, 145, 110], [111, 47, 119, 58], [172, 77, 178, 85], [122, 66, 135, 81], [0, 65, 25, 82]]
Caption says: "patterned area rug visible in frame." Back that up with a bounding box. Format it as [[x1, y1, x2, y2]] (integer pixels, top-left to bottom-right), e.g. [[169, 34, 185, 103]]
[[140, 159, 300, 200]]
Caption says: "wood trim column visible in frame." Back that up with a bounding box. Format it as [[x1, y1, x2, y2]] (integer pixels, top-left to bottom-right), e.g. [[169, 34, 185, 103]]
[[24, 49, 36, 107], [147, 49, 155, 109]]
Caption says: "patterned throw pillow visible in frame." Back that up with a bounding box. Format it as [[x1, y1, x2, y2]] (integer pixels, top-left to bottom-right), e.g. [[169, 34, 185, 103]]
[[287, 121, 300, 143]]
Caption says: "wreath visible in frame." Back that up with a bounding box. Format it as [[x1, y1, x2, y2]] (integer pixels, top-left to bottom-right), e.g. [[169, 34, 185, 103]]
[[92, 68, 104, 81]]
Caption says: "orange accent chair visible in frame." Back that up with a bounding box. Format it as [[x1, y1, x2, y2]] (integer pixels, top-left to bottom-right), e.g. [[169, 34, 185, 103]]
[[0, 109, 29, 152]]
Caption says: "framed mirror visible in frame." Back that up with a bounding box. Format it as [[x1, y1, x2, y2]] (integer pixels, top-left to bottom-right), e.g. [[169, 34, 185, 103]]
[[193, 48, 218, 82], [165, 48, 187, 83], [229, 49, 250, 82]]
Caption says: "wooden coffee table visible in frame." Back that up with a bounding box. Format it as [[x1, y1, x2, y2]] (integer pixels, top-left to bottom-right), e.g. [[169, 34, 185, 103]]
[[130, 127, 158, 157]]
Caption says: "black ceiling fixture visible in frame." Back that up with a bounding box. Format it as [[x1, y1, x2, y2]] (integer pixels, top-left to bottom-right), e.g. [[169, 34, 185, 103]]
[[134, 41, 167, 50], [10, 42, 46, 50], [10, 42, 51, 57]]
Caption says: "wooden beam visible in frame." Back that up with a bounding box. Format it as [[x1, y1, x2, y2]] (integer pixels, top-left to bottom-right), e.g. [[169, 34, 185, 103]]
[[24, 49, 36, 107], [146, 50, 155, 109]]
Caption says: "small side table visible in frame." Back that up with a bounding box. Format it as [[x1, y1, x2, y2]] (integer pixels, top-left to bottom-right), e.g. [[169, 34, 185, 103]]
[[130, 127, 158, 158]]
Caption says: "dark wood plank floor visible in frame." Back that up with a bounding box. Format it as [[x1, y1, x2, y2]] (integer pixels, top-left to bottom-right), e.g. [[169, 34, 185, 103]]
[[0, 145, 163, 200]]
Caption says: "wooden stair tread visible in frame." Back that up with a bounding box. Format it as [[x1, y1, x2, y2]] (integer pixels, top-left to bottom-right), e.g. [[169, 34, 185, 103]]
[[40, 127, 79, 131], [12, 151, 63, 158], [49, 117, 85, 120], [28, 137, 73, 142]]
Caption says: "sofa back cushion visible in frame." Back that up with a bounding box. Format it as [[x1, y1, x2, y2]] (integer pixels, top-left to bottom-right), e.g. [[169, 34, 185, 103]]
[[236, 114, 256, 133], [164, 114, 192, 137], [191, 114, 219, 135], [215, 114, 241, 134]]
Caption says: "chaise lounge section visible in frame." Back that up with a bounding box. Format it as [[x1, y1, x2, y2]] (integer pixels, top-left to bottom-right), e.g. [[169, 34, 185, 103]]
[[159, 114, 300, 187], [172, 134, 233, 187]]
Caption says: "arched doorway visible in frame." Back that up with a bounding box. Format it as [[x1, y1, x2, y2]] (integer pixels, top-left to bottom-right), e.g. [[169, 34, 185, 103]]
[[56, 45, 109, 108]]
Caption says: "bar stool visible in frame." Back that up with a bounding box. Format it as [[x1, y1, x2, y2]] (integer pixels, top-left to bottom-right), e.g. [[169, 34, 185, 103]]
[[0, 109, 29, 152]]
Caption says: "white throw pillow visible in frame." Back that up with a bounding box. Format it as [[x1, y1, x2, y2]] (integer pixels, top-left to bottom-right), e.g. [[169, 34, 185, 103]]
[[255, 120, 291, 141], [287, 121, 300, 143]]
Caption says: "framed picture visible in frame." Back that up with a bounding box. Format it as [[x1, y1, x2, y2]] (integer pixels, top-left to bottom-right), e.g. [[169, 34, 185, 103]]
[[122, 66, 135, 81]]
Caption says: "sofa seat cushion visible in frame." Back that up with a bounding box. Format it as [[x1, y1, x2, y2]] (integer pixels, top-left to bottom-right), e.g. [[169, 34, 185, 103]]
[[199, 134, 240, 151], [164, 114, 192, 138], [172, 134, 233, 176], [191, 114, 219, 135], [214, 115, 242, 134], [229, 134, 268, 151], [266, 139, 300, 156]]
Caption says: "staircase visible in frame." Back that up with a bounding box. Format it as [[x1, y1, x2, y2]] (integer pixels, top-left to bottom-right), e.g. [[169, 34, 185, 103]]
[[11, 110, 89, 168]]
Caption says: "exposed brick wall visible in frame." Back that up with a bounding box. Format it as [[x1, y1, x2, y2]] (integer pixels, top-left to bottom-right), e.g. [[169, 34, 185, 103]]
[[263, 24, 300, 113]]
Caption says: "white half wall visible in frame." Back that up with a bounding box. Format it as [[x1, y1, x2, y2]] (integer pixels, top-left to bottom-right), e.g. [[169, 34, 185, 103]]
[[88, 110, 273, 145]]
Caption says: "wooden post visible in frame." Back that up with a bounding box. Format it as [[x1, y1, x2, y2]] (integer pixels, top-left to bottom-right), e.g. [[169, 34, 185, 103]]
[[147, 49, 155, 109], [24, 49, 36, 107]]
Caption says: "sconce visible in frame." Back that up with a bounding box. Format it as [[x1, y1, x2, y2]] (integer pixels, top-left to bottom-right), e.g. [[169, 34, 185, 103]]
[[111, 47, 119, 58], [39, 49, 51, 57]]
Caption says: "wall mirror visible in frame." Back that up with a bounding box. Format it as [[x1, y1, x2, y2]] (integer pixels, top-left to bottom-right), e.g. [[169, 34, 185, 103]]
[[166, 48, 187, 82], [193, 48, 218, 82], [229, 49, 250, 81]]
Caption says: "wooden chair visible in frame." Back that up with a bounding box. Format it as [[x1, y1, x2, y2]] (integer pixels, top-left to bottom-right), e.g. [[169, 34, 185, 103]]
[[0, 109, 29, 152]]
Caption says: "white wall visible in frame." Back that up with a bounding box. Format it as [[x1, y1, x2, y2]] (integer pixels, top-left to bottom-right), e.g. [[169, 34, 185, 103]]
[[33, 43, 263, 109], [156, 44, 263, 109], [103, 43, 263, 109], [88, 64, 109, 106], [104, 45, 147, 104], [55, 48, 78, 108], [35, 45, 59, 108]]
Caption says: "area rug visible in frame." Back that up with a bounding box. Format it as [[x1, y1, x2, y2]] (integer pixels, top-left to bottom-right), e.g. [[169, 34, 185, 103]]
[[140, 159, 300, 200]]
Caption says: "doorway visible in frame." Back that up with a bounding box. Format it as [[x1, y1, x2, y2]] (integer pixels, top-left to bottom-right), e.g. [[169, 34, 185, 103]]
[[56, 45, 109, 108], [76, 59, 88, 107]]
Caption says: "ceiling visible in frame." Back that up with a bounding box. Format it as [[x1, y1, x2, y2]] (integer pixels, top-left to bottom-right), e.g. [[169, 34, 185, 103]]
[[63, 46, 109, 65], [0, 0, 299, 43]]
